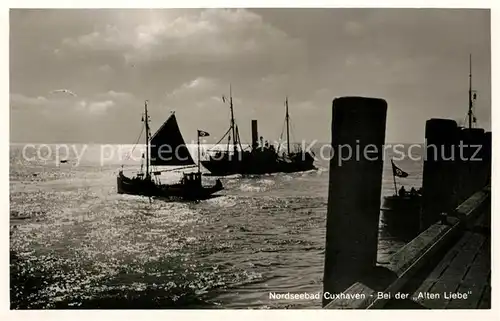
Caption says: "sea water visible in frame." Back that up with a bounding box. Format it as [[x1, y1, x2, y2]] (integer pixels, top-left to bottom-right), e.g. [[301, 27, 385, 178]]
[[10, 144, 422, 309]]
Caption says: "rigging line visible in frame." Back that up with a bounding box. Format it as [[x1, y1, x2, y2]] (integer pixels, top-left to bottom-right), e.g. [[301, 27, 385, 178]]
[[289, 120, 301, 152], [288, 118, 296, 141], [207, 127, 232, 151], [124, 125, 144, 162], [277, 117, 287, 153], [462, 114, 468, 128], [236, 126, 244, 151], [155, 165, 197, 173], [279, 117, 286, 140]]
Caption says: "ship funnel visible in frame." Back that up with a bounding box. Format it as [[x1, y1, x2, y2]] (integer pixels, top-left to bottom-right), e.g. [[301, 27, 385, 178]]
[[251, 120, 258, 150]]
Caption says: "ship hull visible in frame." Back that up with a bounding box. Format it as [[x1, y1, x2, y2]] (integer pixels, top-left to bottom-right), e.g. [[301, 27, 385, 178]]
[[117, 172, 223, 201], [200, 159, 242, 176], [201, 151, 316, 176]]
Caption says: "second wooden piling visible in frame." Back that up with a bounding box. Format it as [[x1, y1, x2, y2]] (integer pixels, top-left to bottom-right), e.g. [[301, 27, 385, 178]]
[[421, 118, 458, 230]]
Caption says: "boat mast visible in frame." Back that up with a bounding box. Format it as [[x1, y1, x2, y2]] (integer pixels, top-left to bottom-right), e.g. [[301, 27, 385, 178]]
[[391, 159, 398, 195], [197, 132, 201, 174], [229, 85, 237, 155], [285, 96, 290, 155], [468, 54, 473, 130], [144, 100, 150, 178], [392, 170, 398, 195]]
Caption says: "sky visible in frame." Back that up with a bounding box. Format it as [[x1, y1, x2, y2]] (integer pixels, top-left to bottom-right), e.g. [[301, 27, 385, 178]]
[[9, 8, 491, 144]]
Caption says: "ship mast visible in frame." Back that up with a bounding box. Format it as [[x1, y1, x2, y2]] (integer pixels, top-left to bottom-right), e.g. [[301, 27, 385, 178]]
[[285, 97, 290, 155], [229, 85, 237, 155], [468, 54, 473, 130], [144, 100, 150, 178]]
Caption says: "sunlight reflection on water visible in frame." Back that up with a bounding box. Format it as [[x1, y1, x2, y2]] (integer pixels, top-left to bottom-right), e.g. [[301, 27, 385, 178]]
[[10, 145, 422, 309]]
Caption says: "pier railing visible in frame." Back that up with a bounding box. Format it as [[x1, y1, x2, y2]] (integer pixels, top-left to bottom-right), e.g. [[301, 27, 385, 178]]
[[324, 185, 490, 309]]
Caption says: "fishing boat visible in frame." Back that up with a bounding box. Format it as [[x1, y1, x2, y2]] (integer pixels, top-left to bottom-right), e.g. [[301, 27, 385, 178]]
[[117, 101, 223, 201], [380, 159, 422, 237], [200, 87, 315, 176]]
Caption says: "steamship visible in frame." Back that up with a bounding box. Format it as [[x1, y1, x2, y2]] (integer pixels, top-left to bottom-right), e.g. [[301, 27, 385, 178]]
[[200, 89, 315, 176]]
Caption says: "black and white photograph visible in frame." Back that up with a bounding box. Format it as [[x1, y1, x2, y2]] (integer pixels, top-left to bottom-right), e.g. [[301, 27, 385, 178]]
[[8, 5, 493, 313]]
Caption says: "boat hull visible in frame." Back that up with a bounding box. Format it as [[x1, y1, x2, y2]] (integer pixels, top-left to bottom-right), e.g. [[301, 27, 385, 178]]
[[200, 158, 241, 176], [381, 194, 422, 238], [201, 151, 316, 176], [117, 172, 223, 201]]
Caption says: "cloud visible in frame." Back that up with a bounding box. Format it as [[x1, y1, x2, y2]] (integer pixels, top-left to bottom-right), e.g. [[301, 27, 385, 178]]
[[10, 91, 133, 115], [62, 26, 126, 52], [161, 74, 319, 138], [100, 90, 134, 101], [98, 64, 113, 73], [164, 77, 248, 110], [61, 9, 304, 65], [72, 99, 116, 115], [10, 90, 142, 142], [167, 77, 221, 99], [162, 77, 235, 122], [10, 94, 48, 109], [87, 100, 115, 114], [10, 9, 490, 144]]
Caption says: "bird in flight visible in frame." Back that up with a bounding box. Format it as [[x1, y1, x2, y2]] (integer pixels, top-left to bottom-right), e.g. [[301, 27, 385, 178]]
[[50, 89, 77, 97]]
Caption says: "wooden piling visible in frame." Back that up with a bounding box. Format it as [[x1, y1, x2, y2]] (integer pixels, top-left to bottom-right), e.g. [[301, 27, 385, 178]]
[[322, 97, 387, 307], [474, 131, 490, 190], [457, 128, 485, 202], [421, 119, 458, 230]]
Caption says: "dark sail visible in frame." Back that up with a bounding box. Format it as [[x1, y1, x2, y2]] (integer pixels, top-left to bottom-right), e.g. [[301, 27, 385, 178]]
[[150, 113, 195, 166]]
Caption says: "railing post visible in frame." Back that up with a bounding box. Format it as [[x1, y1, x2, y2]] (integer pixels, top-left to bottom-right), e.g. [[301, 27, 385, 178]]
[[322, 97, 387, 307]]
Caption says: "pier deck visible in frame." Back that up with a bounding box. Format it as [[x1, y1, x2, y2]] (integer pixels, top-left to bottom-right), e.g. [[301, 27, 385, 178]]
[[385, 206, 491, 309], [324, 186, 491, 309]]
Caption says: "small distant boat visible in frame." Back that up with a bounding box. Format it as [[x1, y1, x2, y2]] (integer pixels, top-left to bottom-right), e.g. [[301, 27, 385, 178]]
[[200, 88, 315, 176], [117, 101, 223, 201]]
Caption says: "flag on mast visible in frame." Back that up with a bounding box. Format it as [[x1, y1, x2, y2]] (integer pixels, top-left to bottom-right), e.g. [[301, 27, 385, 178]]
[[391, 159, 408, 178], [198, 130, 210, 137]]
